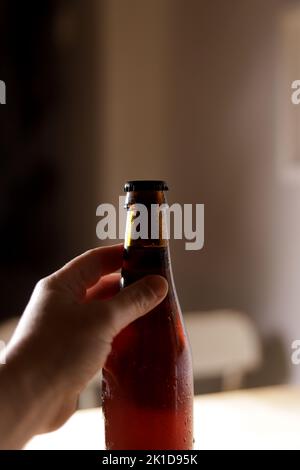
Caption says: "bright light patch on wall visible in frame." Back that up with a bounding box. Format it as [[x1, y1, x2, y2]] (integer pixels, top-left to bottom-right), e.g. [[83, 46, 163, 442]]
[[277, 7, 300, 183]]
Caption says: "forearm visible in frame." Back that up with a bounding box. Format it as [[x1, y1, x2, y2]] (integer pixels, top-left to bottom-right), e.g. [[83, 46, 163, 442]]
[[0, 353, 47, 449]]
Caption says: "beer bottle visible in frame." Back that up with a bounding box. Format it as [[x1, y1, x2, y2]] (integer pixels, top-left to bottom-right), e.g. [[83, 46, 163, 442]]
[[102, 180, 194, 450]]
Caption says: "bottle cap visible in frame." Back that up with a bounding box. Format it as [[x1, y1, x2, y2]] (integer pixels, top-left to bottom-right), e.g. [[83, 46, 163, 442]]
[[124, 180, 168, 192]]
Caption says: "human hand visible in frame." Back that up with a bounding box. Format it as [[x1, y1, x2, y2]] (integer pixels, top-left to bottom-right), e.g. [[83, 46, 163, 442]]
[[0, 244, 168, 448]]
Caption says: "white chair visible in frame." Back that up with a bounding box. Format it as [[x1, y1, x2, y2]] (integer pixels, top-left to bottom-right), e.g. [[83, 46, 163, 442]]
[[184, 310, 262, 391], [0, 311, 262, 405]]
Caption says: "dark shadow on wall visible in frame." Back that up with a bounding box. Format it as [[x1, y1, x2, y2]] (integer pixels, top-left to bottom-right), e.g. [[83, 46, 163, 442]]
[[0, 1, 65, 320], [0, 0, 104, 322]]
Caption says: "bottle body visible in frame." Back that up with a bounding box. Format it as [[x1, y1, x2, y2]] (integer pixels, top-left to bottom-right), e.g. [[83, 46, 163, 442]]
[[102, 183, 193, 450]]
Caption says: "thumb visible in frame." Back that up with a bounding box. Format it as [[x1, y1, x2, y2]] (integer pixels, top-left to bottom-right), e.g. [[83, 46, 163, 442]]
[[100, 275, 168, 339]]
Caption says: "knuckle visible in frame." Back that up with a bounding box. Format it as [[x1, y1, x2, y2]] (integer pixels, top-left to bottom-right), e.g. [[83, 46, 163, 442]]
[[35, 277, 49, 291], [35, 275, 58, 293]]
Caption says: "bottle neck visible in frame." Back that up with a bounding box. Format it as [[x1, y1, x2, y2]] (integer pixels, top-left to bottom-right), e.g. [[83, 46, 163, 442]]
[[124, 191, 169, 249]]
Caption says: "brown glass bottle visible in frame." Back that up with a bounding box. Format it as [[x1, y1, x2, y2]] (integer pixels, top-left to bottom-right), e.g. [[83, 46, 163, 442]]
[[102, 181, 194, 450]]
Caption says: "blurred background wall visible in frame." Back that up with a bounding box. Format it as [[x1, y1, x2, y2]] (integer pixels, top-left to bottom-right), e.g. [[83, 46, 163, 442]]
[[100, 0, 300, 386], [1, 0, 300, 389]]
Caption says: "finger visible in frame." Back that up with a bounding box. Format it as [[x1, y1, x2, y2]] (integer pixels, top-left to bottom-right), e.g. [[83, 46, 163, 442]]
[[86, 273, 121, 301], [99, 275, 168, 339], [52, 244, 123, 299]]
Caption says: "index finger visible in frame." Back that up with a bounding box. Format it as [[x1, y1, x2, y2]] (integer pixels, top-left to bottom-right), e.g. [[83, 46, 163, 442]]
[[52, 244, 123, 299]]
